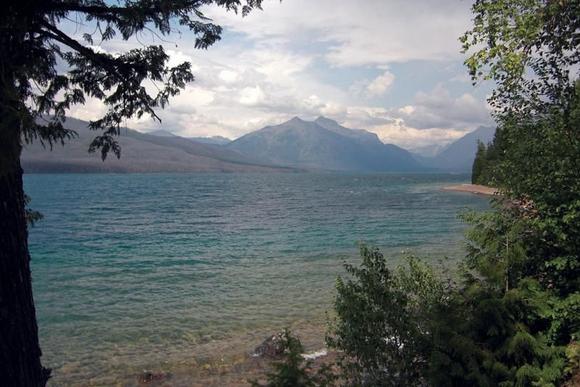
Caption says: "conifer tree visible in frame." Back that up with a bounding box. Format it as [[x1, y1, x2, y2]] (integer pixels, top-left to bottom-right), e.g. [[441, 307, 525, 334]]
[[471, 140, 487, 184]]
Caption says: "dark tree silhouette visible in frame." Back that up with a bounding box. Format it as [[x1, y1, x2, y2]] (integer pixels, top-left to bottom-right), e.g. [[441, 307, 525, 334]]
[[0, 1, 261, 385]]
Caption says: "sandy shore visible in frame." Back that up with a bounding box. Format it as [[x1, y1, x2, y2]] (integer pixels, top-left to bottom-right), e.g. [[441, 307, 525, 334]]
[[442, 184, 499, 196]]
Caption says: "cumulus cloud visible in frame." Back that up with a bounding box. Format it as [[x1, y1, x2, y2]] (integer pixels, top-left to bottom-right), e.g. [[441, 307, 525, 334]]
[[239, 85, 266, 105], [392, 85, 492, 130], [366, 70, 395, 96], [373, 121, 466, 150]]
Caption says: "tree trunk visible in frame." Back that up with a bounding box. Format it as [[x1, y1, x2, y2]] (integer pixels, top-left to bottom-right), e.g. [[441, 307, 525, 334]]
[[0, 4, 50, 384], [0, 108, 49, 386]]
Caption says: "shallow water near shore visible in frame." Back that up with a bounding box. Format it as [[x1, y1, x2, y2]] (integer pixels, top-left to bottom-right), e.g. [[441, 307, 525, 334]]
[[25, 172, 489, 385]]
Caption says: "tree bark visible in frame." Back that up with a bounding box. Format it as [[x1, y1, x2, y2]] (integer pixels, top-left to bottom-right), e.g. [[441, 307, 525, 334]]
[[0, 4, 50, 384], [0, 88, 49, 386]]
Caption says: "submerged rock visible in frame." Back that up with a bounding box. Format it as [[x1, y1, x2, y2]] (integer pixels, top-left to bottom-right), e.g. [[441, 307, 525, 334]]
[[138, 370, 171, 384], [252, 332, 286, 358]]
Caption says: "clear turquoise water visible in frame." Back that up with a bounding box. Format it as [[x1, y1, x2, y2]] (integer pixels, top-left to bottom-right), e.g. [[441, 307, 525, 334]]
[[25, 173, 489, 385]]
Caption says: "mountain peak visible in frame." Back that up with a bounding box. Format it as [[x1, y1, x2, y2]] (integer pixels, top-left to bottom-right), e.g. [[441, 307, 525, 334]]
[[313, 116, 385, 146], [288, 116, 306, 124], [314, 116, 338, 125]]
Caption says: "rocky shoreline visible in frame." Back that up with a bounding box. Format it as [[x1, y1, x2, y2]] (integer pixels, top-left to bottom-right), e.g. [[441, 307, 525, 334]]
[[135, 331, 333, 386]]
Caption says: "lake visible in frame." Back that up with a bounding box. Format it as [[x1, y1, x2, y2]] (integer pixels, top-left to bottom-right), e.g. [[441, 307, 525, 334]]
[[25, 173, 489, 385]]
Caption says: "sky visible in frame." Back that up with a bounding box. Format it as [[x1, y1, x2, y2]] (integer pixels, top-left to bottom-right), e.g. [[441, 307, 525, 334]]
[[64, 0, 494, 155]]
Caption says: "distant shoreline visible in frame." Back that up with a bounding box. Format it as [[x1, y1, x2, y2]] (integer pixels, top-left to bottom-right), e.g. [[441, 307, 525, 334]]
[[442, 184, 499, 196]]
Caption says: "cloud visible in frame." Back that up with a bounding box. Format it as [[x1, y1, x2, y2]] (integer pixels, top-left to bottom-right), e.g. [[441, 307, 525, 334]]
[[392, 85, 492, 130], [366, 70, 395, 96], [371, 122, 466, 150], [204, 0, 473, 67], [339, 106, 467, 150], [239, 85, 266, 105], [218, 69, 239, 83], [335, 84, 492, 150]]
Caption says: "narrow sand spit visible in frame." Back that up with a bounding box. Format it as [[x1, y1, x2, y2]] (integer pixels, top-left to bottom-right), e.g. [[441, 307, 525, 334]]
[[442, 184, 499, 196]]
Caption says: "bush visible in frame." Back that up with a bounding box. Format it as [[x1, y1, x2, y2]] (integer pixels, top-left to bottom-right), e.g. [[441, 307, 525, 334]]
[[327, 245, 445, 386]]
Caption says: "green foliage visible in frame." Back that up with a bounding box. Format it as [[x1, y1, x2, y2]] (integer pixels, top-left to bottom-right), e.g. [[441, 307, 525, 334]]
[[465, 279, 566, 386], [470, 81, 580, 299], [327, 245, 444, 386], [327, 245, 569, 386], [461, 207, 530, 291], [471, 127, 508, 187], [463, 1, 579, 362], [461, 0, 579, 117], [252, 329, 335, 387], [455, 202, 575, 385], [471, 141, 488, 184]]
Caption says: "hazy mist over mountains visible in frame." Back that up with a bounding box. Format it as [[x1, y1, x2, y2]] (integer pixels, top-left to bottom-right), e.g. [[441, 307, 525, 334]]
[[21, 118, 289, 173], [22, 117, 494, 173], [188, 136, 232, 146]]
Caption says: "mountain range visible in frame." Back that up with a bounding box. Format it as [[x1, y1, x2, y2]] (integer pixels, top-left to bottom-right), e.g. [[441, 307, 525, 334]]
[[21, 116, 494, 174], [21, 118, 291, 173]]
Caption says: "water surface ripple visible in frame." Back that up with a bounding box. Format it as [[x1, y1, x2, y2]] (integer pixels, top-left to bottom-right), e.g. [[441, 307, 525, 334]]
[[25, 173, 489, 385]]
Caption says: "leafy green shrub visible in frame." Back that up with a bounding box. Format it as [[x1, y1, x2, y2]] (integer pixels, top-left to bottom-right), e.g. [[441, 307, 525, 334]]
[[327, 245, 445, 386], [328, 245, 569, 386]]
